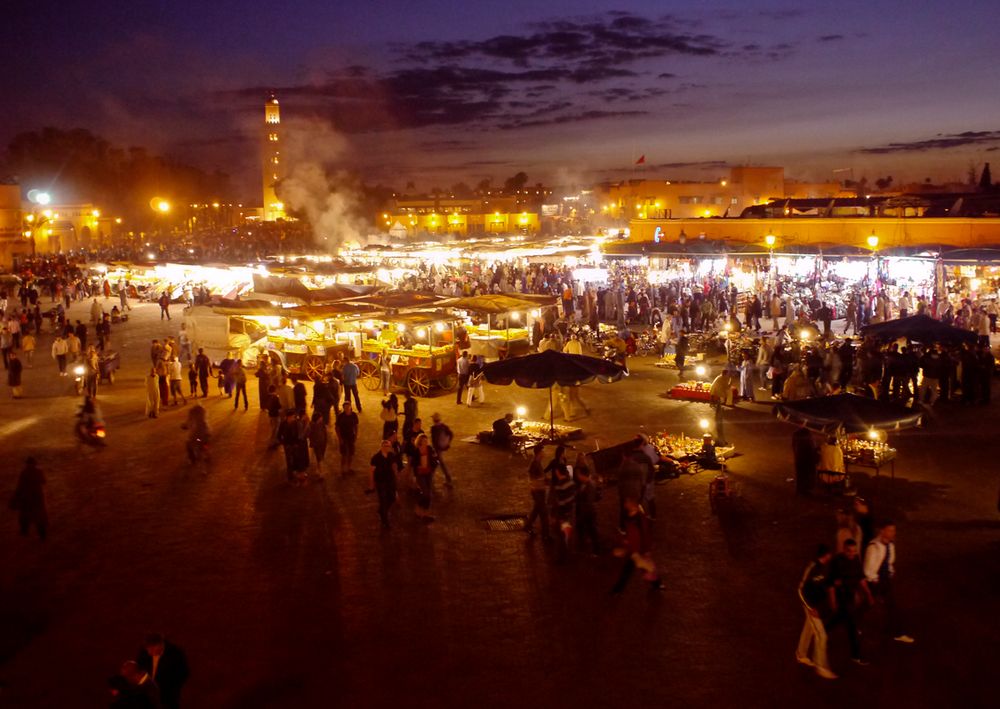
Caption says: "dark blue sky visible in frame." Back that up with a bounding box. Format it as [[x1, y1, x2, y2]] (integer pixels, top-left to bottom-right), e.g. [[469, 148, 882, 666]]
[[3, 0, 998, 194]]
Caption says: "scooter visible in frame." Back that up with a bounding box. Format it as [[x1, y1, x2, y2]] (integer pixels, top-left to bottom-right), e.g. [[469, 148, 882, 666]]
[[75, 416, 107, 446], [73, 364, 86, 396]]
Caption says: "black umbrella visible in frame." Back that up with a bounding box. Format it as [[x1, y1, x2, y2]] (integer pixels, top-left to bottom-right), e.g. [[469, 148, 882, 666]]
[[482, 350, 628, 437], [773, 393, 922, 435], [861, 314, 977, 344]]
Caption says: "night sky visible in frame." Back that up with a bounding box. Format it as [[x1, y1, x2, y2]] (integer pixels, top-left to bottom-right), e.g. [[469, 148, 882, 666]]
[[3, 0, 998, 194]]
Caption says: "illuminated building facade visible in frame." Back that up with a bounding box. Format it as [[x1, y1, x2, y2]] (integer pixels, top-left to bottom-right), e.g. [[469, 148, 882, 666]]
[[378, 195, 541, 237], [262, 94, 286, 221], [600, 166, 848, 220]]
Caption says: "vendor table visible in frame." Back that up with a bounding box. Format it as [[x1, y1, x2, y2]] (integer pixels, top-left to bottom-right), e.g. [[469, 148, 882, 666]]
[[668, 382, 739, 403], [843, 439, 897, 480], [844, 452, 896, 480], [476, 419, 584, 447]]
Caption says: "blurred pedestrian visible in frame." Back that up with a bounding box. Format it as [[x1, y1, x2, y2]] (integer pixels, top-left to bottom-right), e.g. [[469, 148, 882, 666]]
[[430, 412, 454, 487], [335, 401, 359, 476], [610, 497, 662, 594], [278, 409, 309, 485], [575, 456, 601, 554], [194, 349, 211, 397], [8, 351, 23, 398], [796, 544, 837, 679], [21, 331, 35, 367], [863, 521, 915, 644], [828, 539, 873, 667], [51, 332, 68, 376], [168, 357, 187, 406], [413, 433, 437, 523], [523, 445, 551, 540], [341, 356, 361, 411], [367, 440, 399, 528], [145, 367, 160, 419], [136, 633, 189, 709], [119, 660, 160, 708], [9, 457, 47, 540], [232, 360, 248, 410], [308, 411, 328, 476]]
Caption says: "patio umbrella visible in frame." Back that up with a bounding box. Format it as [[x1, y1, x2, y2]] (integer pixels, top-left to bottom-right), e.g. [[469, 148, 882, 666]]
[[861, 314, 976, 344], [773, 393, 922, 435], [482, 349, 627, 437]]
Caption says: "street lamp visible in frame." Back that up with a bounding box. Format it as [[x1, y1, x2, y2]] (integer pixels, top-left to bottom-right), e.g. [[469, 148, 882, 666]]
[[866, 232, 879, 249], [764, 234, 776, 248], [156, 200, 171, 214]]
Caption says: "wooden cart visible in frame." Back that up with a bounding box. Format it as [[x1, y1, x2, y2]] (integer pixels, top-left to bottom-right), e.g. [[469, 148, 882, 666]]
[[355, 313, 458, 397]]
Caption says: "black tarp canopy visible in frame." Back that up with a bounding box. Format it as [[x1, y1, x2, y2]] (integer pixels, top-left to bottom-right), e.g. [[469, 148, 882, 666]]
[[251, 274, 376, 304], [861, 314, 977, 344], [773, 393, 922, 434]]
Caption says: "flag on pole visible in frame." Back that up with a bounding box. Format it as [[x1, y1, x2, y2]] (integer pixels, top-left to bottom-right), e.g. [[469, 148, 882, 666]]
[[634, 155, 646, 165]]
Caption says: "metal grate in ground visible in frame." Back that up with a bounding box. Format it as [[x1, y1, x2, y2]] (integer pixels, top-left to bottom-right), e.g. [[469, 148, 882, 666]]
[[482, 515, 527, 532]]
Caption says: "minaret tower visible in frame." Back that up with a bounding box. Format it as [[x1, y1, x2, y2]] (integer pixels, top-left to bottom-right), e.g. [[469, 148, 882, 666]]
[[262, 93, 286, 221]]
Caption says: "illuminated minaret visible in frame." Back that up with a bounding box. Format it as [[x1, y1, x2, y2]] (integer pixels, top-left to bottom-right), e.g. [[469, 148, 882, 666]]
[[262, 93, 286, 221]]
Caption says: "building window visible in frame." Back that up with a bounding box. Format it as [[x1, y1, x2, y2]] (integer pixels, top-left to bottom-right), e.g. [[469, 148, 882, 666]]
[[268, 133, 278, 142], [731, 197, 739, 205], [679, 196, 702, 205]]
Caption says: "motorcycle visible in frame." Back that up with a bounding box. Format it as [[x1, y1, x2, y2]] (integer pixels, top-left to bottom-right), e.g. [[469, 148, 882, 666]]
[[73, 364, 86, 396], [75, 405, 107, 447]]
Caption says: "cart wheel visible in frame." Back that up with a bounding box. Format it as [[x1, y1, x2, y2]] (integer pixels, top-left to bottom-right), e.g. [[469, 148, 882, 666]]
[[406, 368, 431, 397], [358, 360, 381, 391], [303, 355, 325, 381], [437, 373, 456, 391]]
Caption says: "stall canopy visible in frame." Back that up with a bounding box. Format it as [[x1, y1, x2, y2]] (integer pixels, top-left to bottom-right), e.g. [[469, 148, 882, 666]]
[[346, 291, 447, 311], [439, 293, 558, 315], [861, 314, 977, 343], [483, 350, 627, 437], [773, 394, 922, 434], [212, 299, 377, 320], [251, 274, 376, 304]]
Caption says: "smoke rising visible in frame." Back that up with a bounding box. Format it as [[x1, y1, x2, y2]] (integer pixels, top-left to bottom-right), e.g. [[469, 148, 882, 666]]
[[276, 117, 372, 249]]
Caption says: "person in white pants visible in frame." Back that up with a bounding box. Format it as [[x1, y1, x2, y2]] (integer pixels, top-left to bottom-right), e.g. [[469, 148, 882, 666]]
[[796, 544, 837, 679]]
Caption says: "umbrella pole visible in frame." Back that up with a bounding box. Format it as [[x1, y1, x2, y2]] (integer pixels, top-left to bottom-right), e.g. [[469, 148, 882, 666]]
[[549, 385, 555, 439]]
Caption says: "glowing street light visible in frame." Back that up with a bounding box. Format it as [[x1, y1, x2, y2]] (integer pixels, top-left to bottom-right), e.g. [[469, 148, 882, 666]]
[[156, 200, 171, 213], [698, 418, 710, 431], [867, 232, 879, 249], [91, 209, 101, 218], [516, 406, 527, 419], [28, 190, 52, 205], [764, 233, 776, 248]]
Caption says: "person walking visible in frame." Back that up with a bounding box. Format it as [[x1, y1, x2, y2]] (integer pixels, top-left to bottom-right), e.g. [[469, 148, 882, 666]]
[[523, 445, 551, 541], [335, 401, 360, 476], [455, 350, 470, 404], [312, 376, 334, 425], [379, 350, 392, 395], [145, 367, 161, 419], [51, 333, 69, 376], [9, 457, 47, 540], [136, 633, 189, 709], [194, 349, 211, 397], [412, 433, 438, 523], [341, 356, 362, 412], [430, 412, 454, 487], [863, 521, 916, 644], [792, 425, 817, 496], [610, 497, 663, 594], [168, 357, 187, 406], [232, 360, 249, 410], [796, 544, 837, 679], [264, 385, 282, 448], [308, 412, 328, 476], [574, 462, 601, 555], [367, 440, 399, 528], [158, 291, 171, 320], [187, 362, 198, 398], [277, 409, 309, 485], [255, 360, 271, 411], [21, 331, 35, 367], [8, 351, 23, 398], [828, 539, 874, 666]]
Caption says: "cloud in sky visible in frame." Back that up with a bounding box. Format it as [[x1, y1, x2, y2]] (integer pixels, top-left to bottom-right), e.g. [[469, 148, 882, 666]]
[[858, 130, 1000, 154]]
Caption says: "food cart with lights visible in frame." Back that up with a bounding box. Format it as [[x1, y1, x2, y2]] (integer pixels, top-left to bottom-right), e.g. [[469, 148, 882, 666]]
[[440, 293, 559, 360], [355, 311, 459, 396], [204, 301, 373, 378]]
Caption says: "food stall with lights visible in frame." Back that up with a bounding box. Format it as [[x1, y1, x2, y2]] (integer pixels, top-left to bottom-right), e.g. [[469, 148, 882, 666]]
[[204, 300, 376, 379], [353, 310, 459, 396], [440, 293, 559, 360]]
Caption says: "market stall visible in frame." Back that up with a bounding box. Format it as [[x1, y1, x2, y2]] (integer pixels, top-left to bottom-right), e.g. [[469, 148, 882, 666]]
[[843, 434, 897, 480], [440, 293, 558, 360], [354, 311, 459, 396]]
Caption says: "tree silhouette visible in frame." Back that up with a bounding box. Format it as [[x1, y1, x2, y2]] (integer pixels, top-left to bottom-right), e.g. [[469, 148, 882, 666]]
[[979, 163, 993, 192]]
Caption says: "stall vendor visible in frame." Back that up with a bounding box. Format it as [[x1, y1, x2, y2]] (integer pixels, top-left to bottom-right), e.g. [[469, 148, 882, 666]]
[[492, 413, 515, 447]]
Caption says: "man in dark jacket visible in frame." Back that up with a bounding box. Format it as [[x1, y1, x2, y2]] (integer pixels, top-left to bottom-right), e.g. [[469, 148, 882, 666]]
[[792, 425, 817, 496], [136, 633, 189, 709]]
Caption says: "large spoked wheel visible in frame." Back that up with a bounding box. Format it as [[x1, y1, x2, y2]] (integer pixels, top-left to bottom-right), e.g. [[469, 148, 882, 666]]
[[303, 355, 326, 381], [358, 360, 381, 391], [406, 368, 431, 397], [437, 373, 457, 391]]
